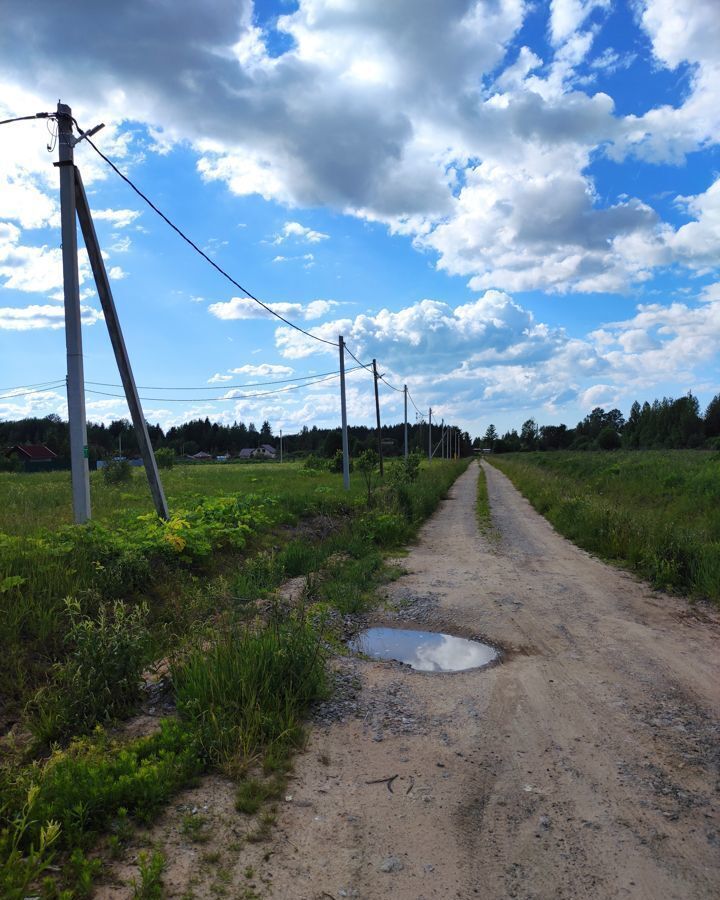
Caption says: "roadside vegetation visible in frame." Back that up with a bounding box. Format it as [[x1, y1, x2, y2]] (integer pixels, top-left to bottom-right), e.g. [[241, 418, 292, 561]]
[[475, 461, 494, 536], [488, 451, 720, 602], [0, 452, 469, 897]]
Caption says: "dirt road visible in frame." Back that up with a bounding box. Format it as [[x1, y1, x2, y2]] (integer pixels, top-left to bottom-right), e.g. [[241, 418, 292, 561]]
[[248, 461, 720, 899], [109, 462, 719, 899]]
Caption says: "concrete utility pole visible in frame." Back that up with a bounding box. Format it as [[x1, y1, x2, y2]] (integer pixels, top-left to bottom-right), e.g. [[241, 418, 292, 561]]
[[372, 359, 384, 476], [428, 407, 432, 462], [75, 169, 169, 520], [441, 419, 445, 459], [279, 429, 283, 464], [403, 385, 408, 459], [338, 336, 350, 490], [57, 102, 91, 524]]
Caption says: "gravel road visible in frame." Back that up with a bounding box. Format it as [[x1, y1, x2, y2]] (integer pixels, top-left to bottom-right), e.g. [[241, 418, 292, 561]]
[[255, 461, 720, 899]]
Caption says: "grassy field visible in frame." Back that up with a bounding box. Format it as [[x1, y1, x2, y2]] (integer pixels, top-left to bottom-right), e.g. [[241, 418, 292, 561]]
[[488, 451, 720, 602], [0, 460, 360, 536], [0, 455, 470, 897]]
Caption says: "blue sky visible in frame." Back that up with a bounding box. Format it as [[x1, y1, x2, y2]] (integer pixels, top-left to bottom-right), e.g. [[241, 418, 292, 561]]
[[1, 0, 718, 438]]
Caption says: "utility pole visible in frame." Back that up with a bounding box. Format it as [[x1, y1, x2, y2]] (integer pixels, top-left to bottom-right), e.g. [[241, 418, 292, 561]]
[[338, 336, 350, 490], [75, 169, 169, 519], [57, 103, 91, 524], [403, 384, 408, 459], [372, 359, 384, 476], [279, 429, 283, 464], [441, 419, 445, 459], [428, 407, 432, 462]]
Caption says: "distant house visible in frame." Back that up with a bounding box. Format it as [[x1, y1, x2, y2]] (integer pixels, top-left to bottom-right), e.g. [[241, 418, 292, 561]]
[[189, 451, 213, 461], [239, 445, 276, 460], [5, 444, 57, 462]]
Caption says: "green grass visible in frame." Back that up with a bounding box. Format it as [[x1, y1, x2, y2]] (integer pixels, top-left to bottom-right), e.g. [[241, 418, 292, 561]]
[[475, 461, 493, 534], [0, 456, 470, 897], [489, 451, 720, 601]]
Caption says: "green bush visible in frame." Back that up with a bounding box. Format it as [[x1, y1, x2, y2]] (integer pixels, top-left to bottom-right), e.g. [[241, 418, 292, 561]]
[[102, 459, 133, 484], [154, 448, 175, 470], [28, 598, 152, 744]]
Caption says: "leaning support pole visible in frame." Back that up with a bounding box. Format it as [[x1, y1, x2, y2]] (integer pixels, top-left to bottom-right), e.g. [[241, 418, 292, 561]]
[[372, 359, 384, 476], [57, 103, 91, 523], [74, 169, 169, 520], [338, 335, 350, 491], [403, 385, 408, 459]]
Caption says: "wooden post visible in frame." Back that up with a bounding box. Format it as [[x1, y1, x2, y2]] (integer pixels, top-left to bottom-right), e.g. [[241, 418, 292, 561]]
[[403, 384, 408, 459]]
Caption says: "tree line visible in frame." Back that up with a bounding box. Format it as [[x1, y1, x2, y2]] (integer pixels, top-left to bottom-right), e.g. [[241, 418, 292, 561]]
[[0, 414, 473, 462], [480, 393, 720, 453]]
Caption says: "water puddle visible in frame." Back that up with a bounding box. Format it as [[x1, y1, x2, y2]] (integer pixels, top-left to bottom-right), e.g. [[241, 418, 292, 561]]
[[349, 627, 498, 672]]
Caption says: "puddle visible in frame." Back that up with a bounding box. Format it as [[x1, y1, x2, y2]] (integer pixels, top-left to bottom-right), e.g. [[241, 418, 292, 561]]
[[349, 627, 499, 672]]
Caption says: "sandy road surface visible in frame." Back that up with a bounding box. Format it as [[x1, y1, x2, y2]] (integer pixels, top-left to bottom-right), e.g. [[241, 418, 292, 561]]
[[104, 462, 719, 899], [249, 461, 720, 900]]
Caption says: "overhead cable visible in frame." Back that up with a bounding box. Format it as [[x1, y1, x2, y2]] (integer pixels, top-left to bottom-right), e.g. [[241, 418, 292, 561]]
[[85, 365, 365, 392], [84, 370, 345, 403], [0, 382, 66, 400], [77, 126, 338, 349]]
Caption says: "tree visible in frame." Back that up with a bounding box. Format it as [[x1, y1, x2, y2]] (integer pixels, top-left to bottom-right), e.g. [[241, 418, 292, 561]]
[[705, 394, 720, 438], [520, 418, 539, 450], [483, 424, 498, 450]]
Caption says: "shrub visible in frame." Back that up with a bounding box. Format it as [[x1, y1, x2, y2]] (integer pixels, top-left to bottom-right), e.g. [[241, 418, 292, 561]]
[[154, 448, 175, 470], [102, 459, 133, 484], [28, 598, 152, 744]]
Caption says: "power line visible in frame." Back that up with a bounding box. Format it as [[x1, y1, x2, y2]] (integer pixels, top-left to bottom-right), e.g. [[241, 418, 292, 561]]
[[0, 377, 66, 392], [378, 373, 403, 393], [84, 370, 345, 403], [343, 343, 374, 373], [0, 112, 50, 127], [0, 382, 66, 401], [85, 364, 365, 392], [407, 387, 424, 417], [77, 127, 338, 350]]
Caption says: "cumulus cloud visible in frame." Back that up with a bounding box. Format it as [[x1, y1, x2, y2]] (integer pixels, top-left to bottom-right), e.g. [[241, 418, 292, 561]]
[[208, 296, 338, 321], [91, 208, 141, 229], [0, 303, 102, 330], [273, 222, 328, 244], [229, 364, 294, 377]]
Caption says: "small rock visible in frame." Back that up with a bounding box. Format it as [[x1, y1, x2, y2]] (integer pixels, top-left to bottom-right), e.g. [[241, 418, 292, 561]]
[[424, 863, 435, 873], [380, 856, 404, 873], [539, 815, 551, 829]]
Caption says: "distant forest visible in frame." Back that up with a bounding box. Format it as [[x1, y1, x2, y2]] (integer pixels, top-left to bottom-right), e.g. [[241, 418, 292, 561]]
[[0, 414, 472, 463], [1, 391, 718, 464], [483, 393, 720, 453]]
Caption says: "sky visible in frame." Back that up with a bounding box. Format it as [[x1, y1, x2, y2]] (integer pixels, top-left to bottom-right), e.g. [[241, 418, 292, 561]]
[[1, 0, 719, 440]]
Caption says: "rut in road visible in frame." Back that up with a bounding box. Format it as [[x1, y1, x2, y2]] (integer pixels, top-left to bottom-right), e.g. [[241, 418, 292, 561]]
[[110, 462, 720, 899]]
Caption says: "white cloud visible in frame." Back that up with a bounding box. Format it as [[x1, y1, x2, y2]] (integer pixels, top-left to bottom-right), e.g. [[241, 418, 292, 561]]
[[208, 296, 338, 322], [207, 373, 234, 383], [228, 364, 294, 377], [273, 222, 329, 244], [108, 266, 127, 280], [91, 208, 141, 229], [0, 303, 102, 330]]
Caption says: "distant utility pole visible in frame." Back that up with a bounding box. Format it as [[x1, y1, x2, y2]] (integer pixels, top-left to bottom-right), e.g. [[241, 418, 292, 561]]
[[441, 419, 445, 459], [56, 100, 168, 522], [372, 359, 384, 476], [57, 103, 91, 523], [428, 407, 432, 462], [338, 336, 350, 490], [279, 429, 283, 464], [403, 384, 408, 459]]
